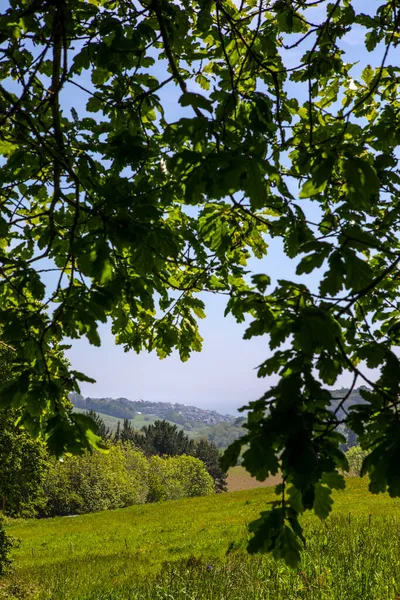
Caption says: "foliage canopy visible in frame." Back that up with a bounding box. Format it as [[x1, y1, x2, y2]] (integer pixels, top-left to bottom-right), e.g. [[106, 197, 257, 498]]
[[1, 0, 400, 565]]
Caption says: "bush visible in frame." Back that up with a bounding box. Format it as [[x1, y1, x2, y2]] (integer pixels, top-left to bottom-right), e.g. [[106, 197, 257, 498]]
[[42, 445, 149, 516], [0, 410, 48, 518], [0, 517, 15, 577], [345, 445, 367, 477], [40, 445, 214, 517], [120, 443, 149, 505], [147, 455, 214, 502], [178, 455, 215, 498]]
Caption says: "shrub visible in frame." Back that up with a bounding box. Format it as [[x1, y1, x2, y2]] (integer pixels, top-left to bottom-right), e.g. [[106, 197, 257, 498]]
[[147, 455, 214, 502], [121, 443, 149, 505], [0, 517, 15, 577], [42, 445, 149, 516], [0, 410, 48, 518], [178, 455, 215, 498], [345, 445, 367, 477]]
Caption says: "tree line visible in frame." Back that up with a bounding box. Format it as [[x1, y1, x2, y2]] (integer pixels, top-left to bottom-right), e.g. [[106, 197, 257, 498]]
[[0, 409, 226, 520], [91, 413, 227, 493]]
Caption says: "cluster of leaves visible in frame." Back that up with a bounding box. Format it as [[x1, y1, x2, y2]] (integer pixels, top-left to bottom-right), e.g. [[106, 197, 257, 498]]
[[0, 0, 269, 455], [2, 0, 400, 566]]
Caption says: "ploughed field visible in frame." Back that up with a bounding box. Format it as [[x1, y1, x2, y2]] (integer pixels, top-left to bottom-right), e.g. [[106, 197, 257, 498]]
[[227, 465, 282, 491], [3, 478, 400, 600]]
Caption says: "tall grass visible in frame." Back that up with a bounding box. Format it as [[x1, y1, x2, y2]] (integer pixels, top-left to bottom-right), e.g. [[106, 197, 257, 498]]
[[3, 479, 400, 600]]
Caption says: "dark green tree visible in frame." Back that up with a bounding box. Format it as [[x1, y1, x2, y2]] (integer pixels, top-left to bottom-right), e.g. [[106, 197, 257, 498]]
[[86, 410, 113, 442], [133, 421, 195, 457], [193, 439, 227, 493], [114, 421, 121, 443], [120, 418, 136, 444]]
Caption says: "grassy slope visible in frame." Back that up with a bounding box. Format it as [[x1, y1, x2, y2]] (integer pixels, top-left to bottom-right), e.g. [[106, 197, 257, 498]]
[[73, 408, 121, 430], [6, 480, 400, 566], [72, 408, 181, 431]]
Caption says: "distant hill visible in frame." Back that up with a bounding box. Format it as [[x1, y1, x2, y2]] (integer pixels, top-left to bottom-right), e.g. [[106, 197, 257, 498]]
[[72, 407, 179, 433], [73, 407, 122, 430], [69, 393, 245, 448], [69, 393, 236, 430], [70, 387, 369, 449], [330, 386, 367, 420], [330, 387, 368, 450]]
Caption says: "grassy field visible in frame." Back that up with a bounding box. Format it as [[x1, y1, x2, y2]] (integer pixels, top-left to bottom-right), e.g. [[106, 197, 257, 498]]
[[3, 478, 400, 599], [73, 408, 181, 432]]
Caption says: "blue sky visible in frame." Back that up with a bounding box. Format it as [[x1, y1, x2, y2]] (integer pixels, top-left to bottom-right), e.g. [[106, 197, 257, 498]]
[[58, 1, 387, 413]]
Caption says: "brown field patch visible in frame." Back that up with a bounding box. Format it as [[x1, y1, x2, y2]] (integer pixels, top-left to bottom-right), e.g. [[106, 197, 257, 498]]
[[227, 466, 281, 492]]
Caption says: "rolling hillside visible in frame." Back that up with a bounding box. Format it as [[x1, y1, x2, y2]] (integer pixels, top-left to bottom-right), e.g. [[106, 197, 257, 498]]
[[72, 407, 180, 432], [69, 392, 236, 428], [71, 388, 368, 449]]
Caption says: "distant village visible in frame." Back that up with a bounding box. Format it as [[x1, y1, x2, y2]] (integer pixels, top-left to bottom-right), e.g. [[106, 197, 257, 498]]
[[69, 393, 236, 427]]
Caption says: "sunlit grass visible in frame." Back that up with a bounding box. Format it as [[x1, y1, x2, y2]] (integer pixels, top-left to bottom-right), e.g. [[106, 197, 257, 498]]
[[4, 478, 400, 599]]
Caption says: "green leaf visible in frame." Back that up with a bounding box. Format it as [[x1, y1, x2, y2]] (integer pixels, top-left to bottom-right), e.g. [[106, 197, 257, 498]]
[[179, 92, 213, 113], [317, 354, 342, 385], [0, 140, 17, 156], [319, 252, 346, 296], [287, 485, 304, 514], [321, 471, 345, 490], [247, 160, 269, 210], [299, 179, 327, 198], [296, 249, 329, 275], [313, 483, 334, 519], [343, 250, 374, 292]]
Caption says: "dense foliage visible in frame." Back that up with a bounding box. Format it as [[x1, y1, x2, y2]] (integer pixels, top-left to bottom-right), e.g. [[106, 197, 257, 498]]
[[0, 410, 48, 517], [193, 438, 227, 493], [2, 0, 400, 564], [42, 444, 148, 516], [42, 444, 213, 516], [129, 420, 195, 456], [0, 517, 15, 578], [147, 454, 214, 502], [117, 418, 227, 491]]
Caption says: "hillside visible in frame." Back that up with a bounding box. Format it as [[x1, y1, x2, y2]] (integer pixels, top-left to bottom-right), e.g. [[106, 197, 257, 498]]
[[5, 479, 400, 600], [69, 392, 236, 428], [330, 386, 367, 418], [73, 407, 122, 430], [69, 392, 245, 447], [70, 388, 368, 449]]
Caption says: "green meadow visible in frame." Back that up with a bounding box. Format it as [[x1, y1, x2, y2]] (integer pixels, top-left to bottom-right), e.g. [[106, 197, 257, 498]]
[[72, 409, 178, 432], [3, 478, 400, 600]]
